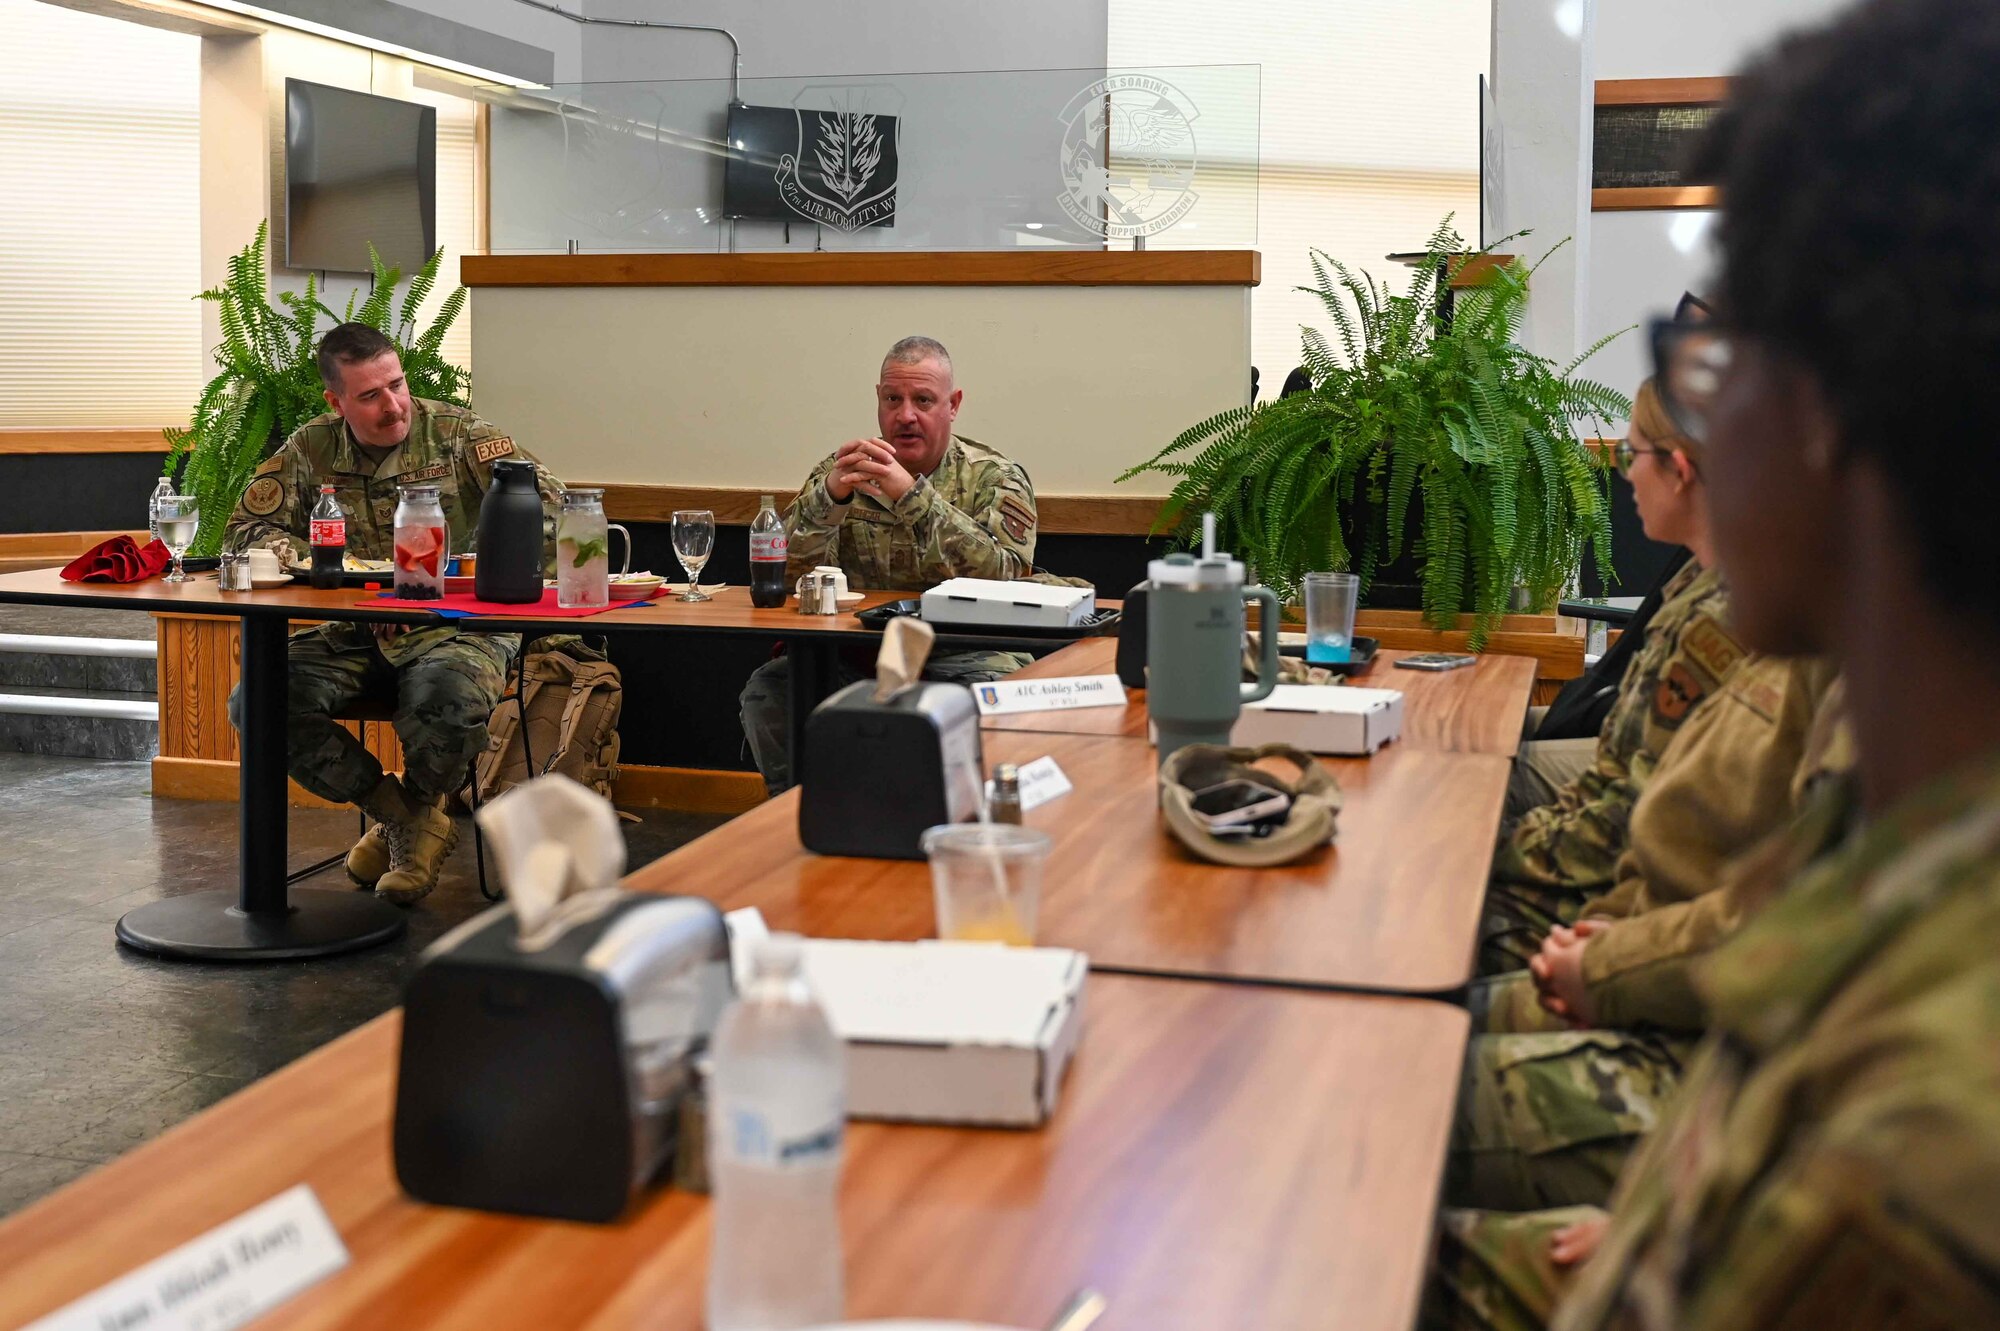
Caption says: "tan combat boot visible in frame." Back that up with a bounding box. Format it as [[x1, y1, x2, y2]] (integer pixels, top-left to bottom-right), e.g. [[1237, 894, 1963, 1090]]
[[374, 799, 459, 907], [348, 775, 412, 889]]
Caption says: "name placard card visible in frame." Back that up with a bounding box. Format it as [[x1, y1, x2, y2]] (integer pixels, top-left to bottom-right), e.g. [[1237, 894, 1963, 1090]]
[[27, 1184, 349, 1331], [1014, 755, 1073, 811], [974, 675, 1126, 716]]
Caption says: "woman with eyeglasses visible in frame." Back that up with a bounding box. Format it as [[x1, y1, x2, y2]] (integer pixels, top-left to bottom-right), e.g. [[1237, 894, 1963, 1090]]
[[1428, 0, 2000, 1324], [1478, 380, 1749, 977]]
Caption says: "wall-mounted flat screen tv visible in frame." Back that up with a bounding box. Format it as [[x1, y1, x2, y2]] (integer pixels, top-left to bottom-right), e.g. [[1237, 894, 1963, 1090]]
[[285, 78, 436, 273], [724, 101, 899, 230]]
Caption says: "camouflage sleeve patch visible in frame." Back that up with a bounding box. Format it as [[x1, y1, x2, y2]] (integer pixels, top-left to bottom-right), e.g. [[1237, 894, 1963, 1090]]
[[471, 436, 516, 465], [1653, 661, 1706, 728], [242, 475, 285, 517], [998, 493, 1035, 543]]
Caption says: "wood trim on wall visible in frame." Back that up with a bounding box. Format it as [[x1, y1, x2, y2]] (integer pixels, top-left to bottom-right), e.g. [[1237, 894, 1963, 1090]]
[[1594, 77, 1732, 106], [0, 530, 149, 558], [1592, 185, 1720, 212], [0, 429, 173, 455], [1448, 254, 1518, 289], [462, 250, 1261, 289], [593, 484, 1169, 537]]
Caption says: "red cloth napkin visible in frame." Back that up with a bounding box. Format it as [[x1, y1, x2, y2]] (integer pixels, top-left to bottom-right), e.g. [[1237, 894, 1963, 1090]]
[[362, 588, 657, 619], [60, 536, 172, 583]]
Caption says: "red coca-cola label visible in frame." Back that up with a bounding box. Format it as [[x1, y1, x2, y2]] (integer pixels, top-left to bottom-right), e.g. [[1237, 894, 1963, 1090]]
[[750, 532, 788, 561], [310, 519, 345, 546]]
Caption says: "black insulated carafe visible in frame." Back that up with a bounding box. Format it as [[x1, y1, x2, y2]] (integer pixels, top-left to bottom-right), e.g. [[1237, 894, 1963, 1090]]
[[475, 459, 547, 603]]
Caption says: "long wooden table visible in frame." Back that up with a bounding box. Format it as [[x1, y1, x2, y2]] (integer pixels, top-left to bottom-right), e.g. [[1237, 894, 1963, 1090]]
[[634, 727, 1508, 995], [981, 636, 1537, 755], [0, 976, 1468, 1331], [0, 570, 906, 962]]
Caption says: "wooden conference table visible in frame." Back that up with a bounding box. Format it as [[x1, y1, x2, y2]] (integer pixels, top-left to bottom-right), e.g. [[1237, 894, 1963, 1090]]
[[0, 978, 1468, 1331], [0, 579, 1538, 1330], [982, 635, 1537, 755], [0, 569, 961, 963]]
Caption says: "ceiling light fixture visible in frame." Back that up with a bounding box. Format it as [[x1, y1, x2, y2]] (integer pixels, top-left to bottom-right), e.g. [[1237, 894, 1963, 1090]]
[[195, 0, 548, 88]]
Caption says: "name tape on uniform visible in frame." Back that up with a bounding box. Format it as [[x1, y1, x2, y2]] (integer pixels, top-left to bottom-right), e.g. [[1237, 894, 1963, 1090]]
[[26, 1184, 348, 1331], [973, 675, 1126, 716]]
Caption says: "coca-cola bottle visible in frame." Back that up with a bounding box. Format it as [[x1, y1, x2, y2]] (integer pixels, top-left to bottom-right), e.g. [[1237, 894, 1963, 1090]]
[[309, 485, 346, 589], [749, 494, 790, 608]]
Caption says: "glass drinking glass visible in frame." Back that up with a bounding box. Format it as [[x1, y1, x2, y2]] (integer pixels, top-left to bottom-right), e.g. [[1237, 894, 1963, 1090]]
[[1303, 571, 1360, 664], [671, 509, 716, 602], [157, 494, 198, 583], [557, 489, 611, 609]]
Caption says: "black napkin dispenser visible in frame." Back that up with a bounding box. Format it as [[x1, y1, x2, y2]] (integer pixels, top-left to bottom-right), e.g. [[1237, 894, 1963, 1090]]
[[798, 678, 984, 859], [393, 893, 732, 1223]]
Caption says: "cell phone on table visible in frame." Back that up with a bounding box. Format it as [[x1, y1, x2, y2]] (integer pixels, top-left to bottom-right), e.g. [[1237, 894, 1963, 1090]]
[[1394, 653, 1478, 672], [1188, 779, 1293, 829]]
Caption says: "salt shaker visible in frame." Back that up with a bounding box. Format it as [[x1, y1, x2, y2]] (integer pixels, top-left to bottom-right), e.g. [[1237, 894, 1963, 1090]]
[[217, 552, 251, 592]]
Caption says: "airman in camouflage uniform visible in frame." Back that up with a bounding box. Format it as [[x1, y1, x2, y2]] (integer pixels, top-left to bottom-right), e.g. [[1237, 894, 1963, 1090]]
[[1481, 561, 1745, 972], [1429, 0, 2000, 1322], [225, 323, 562, 904], [740, 337, 1041, 795], [1427, 758, 2000, 1331]]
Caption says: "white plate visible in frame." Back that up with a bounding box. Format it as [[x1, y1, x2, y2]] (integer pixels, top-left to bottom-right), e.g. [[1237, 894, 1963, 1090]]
[[836, 591, 864, 605], [250, 574, 294, 588]]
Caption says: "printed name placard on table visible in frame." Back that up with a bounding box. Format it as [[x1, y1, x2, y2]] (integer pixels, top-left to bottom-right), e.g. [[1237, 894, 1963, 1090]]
[[27, 1184, 348, 1331], [973, 674, 1126, 716]]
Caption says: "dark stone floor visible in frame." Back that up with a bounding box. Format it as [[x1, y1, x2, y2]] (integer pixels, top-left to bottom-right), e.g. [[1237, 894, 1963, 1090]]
[[0, 752, 728, 1219]]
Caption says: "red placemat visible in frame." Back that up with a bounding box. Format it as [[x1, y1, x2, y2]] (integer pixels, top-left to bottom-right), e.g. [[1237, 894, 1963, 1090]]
[[361, 589, 656, 619]]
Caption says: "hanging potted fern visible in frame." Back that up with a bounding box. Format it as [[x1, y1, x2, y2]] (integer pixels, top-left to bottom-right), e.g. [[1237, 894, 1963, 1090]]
[[164, 220, 471, 556], [1120, 218, 1628, 647]]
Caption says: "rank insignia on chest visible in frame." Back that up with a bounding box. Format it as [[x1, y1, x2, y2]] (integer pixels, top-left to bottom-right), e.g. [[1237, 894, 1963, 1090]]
[[471, 436, 516, 465]]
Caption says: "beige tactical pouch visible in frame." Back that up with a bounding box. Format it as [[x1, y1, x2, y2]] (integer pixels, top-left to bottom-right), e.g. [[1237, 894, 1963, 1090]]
[[1159, 743, 1341, 867]]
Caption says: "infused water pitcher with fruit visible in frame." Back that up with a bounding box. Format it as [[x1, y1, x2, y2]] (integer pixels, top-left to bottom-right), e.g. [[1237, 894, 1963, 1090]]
[[392, 486, 448, 600]]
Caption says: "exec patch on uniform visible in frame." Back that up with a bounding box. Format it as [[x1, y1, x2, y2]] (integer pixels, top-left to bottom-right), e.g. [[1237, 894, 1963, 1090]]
[[999, 495, 1035, 543], [472, 436, 516, 465], [1654, 662, 1704, 727], [399, 461, 451, 483], [242, 476, 285, 517]]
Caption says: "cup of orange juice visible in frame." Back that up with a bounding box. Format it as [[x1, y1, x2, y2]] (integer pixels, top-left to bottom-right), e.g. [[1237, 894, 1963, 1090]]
[[920, 823, 1050, 946]]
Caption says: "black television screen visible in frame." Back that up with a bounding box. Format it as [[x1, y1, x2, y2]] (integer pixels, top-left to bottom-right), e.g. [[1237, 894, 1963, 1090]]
[[724, 101, 898, 230], [285, 79, 436, 273]]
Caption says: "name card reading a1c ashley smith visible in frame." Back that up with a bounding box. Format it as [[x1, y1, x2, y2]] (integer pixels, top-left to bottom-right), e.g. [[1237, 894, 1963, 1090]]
[[973, 675, 1127, 716]]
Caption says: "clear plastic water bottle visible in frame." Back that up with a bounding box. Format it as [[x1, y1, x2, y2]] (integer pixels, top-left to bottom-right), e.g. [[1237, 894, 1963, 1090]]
[[707, 934, 846, 1331], [148, 476, 172, 542]]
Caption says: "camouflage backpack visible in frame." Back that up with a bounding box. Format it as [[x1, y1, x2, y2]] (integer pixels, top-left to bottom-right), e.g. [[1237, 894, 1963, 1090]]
[[467, 641, 623, 806]]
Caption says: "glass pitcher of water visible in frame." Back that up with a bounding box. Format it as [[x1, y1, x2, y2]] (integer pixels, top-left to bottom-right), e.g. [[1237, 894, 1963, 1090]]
[[556, 490, 630, 609]]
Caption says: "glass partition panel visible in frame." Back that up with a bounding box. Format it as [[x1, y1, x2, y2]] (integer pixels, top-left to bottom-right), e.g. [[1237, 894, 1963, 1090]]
[[479, 64, 1259, 253]]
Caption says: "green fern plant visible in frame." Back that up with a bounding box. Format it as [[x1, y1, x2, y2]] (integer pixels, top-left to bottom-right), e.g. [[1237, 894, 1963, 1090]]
[[163, 222, 470, 555], [1119, 217, 1630, 648]]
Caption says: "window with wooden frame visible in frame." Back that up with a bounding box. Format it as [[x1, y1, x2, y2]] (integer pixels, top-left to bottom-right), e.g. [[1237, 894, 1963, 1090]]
[[1592, 77, 1730, 211]]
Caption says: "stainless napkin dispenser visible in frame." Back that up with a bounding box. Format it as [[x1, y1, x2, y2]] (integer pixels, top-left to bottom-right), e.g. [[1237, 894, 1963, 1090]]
[[393, 893, 731, 1223], [798, 678, 984, 859]]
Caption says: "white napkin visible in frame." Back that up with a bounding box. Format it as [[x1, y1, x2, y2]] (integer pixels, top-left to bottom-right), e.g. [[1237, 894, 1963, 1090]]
[[873, 616, 936, 702], [473, 774, 628, 949]]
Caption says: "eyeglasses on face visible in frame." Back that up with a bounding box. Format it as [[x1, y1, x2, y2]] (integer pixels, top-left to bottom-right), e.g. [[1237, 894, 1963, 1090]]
[[1649, 316, 1735, 445]]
